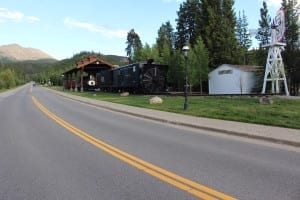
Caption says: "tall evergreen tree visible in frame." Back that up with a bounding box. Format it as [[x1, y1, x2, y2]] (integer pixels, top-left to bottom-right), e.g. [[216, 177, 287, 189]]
[[200, 0, 238, 67], [156, 21, 175, 56], [189, 36, 209, 93], [125, 29, 142, 63], [236, 10, 252, 64], [155, 41, 183, 91], [169, 50, 185, 91], [281, 0, 300, 95], [282, 0, 299, 50], [200, 0, 222, 67], [253, 1, 272, 92], [160, 41, 172, 65], [256, 1, 271, 46], [220, 0, 239, 64], [255, 0, 271, 76], [175, 0, 201, 49], [236, 10, 252, 50]]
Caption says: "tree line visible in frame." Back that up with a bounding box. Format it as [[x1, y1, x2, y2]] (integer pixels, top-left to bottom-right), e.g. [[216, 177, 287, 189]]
[[2, 0, 298, 95], [125, 0, 299, 95], [0, 61, 46, 90]]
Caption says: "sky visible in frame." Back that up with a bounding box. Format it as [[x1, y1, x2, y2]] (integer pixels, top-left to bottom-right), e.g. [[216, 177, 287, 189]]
[[0, 0, 283, 60]]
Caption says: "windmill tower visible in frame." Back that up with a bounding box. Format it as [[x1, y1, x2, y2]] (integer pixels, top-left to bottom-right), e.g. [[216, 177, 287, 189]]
[[262, 7, 289, 96]]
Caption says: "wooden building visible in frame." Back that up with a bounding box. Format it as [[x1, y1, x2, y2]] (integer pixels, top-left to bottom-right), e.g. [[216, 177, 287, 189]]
[[63, 55, 114, 92]]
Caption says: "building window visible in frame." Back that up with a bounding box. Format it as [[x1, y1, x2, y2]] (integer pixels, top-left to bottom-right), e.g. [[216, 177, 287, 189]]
[[218, 69, 233, 75]]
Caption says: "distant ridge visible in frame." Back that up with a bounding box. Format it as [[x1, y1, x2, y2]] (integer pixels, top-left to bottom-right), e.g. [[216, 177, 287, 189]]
[[0, 44, 56, 61]]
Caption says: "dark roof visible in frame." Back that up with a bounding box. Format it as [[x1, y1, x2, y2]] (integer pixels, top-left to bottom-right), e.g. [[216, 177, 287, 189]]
[[63, 55, 114, 76], [221, 64, 259, 72], [230, 64, 258, 72], [76, 54, 114, 69]]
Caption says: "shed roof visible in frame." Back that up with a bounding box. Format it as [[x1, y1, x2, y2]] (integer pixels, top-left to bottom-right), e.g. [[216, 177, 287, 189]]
[[209, 64, 259, 75], [229, 64, 258, 72]]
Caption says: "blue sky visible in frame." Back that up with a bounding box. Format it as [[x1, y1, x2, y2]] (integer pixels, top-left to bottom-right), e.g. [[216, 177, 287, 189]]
[[0, 0, 282, 60]]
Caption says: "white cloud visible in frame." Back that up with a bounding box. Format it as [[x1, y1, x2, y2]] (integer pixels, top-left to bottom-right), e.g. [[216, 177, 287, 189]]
[[0, 7, 40, 23], [264, 0, 282, 8], [27, 16, 40, 22], [162, 0, 183, 3], [0, 8, 24, 21], [64, 17, 127, 39]]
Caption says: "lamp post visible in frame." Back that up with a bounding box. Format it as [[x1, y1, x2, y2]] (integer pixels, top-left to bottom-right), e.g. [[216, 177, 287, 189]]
[[182, 44, 189, 110]]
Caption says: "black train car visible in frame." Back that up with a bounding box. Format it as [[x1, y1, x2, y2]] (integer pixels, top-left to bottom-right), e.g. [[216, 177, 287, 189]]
[[139, 62, 168, 93], [97, 70, 113, 91], [97, 61, 168, 93]]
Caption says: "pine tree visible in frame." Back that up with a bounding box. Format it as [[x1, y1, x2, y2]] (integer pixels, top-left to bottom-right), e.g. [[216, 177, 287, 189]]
[[125, 29, 142, 63], [255, 1, 271, 46], [189, 36, 209, 93], [156, 21, 175, 56], [200, 0, 238, 67], [160, 41, 171, 65], [241, 11, 252, 49], [254, 0, 271, 91], [170, 50, 185, 91], [220, 0, 239, 64], [281, 0, 300, 95], [175, 0, 201, 49], [200, 0, 222, 67], [249, 1, 272, 92], [236, 10, 252, 64], [236, 11, 243, 46]]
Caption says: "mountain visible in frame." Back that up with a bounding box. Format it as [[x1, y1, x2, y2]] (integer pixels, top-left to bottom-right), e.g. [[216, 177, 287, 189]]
[[0, 44, 56, 62]]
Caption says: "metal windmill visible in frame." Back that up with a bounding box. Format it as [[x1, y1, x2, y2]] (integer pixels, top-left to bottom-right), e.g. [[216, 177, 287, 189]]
[[261, 7, 289, 96]]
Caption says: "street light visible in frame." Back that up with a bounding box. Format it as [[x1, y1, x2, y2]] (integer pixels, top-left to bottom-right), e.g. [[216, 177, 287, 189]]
[[182, 44, 189, 110]]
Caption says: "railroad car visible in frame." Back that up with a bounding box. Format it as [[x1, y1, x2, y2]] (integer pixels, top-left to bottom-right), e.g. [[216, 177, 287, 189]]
[[98, 61, 168, 93]]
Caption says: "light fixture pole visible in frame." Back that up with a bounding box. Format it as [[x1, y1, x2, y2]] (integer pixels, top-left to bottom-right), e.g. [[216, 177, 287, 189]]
[[182, 44, 189, 110]]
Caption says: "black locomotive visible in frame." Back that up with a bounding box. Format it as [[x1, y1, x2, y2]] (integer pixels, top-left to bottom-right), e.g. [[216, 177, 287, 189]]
[[97, 61, 168, 93]]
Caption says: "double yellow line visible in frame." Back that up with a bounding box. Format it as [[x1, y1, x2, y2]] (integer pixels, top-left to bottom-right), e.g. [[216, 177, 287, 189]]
[[32, 96, 236, 200]]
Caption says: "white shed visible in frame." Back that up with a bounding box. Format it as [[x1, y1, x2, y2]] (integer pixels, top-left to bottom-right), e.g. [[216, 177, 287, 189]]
[[208, 64, 257, 95]]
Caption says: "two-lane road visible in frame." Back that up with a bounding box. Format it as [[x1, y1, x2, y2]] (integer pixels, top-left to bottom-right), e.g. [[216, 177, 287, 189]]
[[0, 84, 299, 199]]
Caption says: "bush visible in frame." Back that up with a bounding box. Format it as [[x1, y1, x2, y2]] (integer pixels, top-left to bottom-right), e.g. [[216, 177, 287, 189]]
[[0, 69, 16, 89]]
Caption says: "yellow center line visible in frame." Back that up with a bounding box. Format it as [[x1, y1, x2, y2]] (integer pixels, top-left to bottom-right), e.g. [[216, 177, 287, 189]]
[[31, 96, 237, 200]]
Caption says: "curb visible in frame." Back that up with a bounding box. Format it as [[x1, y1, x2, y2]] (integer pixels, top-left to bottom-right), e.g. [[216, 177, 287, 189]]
[[50, 89, 300, 148]]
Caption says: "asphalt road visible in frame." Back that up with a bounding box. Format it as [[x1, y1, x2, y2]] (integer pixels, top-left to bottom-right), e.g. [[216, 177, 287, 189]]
[[0, 84, 299, 200]]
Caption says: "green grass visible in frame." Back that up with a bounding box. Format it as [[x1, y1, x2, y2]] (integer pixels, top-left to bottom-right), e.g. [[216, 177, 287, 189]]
[[53, 87, 300, 129], [0, 85, 21, 93]]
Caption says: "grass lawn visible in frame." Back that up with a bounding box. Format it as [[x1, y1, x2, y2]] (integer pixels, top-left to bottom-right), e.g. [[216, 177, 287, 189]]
[[0, 86, 18, 93], [53, 87, 300, 129]]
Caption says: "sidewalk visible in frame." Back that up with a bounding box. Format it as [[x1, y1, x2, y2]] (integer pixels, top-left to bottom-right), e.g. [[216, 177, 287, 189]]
[[51, 90, 300, 147]]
